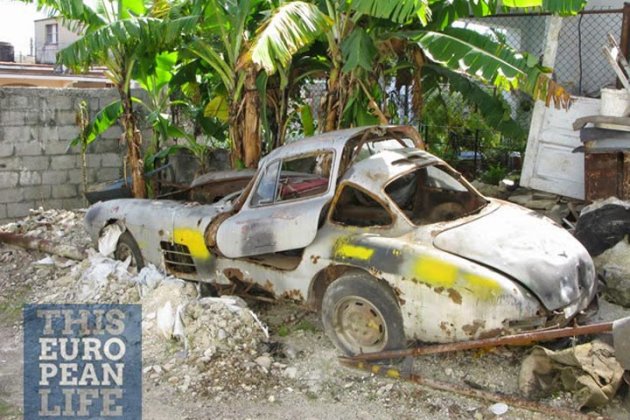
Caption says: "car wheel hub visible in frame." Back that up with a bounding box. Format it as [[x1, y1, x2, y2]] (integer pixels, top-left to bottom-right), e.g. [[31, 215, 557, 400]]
[[334, 296, 387, 352]]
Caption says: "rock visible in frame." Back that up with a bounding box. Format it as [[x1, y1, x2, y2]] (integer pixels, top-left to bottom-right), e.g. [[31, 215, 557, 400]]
[[488, 402, 508, 416], [268, 395, 276, 403], [283, 367, 298, 379], [255, 356, 272, 370], [594, 239, 630, 307]]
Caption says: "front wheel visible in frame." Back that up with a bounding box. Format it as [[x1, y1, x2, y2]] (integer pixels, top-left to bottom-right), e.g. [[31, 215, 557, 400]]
[[114, 231, 145, 273], [321, 272, 405, 356]]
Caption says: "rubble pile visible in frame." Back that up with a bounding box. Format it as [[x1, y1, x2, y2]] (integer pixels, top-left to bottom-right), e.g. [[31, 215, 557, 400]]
[[0, 207, 91, 249]]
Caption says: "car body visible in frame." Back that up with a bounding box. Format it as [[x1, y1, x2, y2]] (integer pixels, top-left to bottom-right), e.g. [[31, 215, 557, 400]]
[[85, 126, 597, 355]]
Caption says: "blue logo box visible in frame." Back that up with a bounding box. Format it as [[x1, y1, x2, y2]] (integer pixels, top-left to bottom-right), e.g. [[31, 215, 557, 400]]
[[23, 304, 142, 419]]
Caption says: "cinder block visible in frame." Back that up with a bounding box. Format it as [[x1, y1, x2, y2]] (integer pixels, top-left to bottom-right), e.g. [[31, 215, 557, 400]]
[[56, 110, 78, 126], [66, 169, 84, 182], [23, 185, 52, 200], [52, 184, 77, 198], [3, 126, 35, 142], [7, 201, 35, 218], [1, 111, 25, 126], [0, 157, 22, 170], [0, 171, 19, 188], [41, 170, 68, 185], [95, 167, 122, 182], [39, 126, 60, 142], [21, 156, 49, 171], [92, 139, 121, 154], [9, 95, 28, 109], [14, 141, 43, 156], [62, 197, 85, 210], [0, 188, 23, 204], [44, 199, 63, 209], [50, 155, 77, 170], [44, 140, 72, 155], [45, 96, 73, 111], [101, 126, 123, 140], [0, 143, 14, 158], [86, 154, 101, 167], [57, 125, 80, 141], [100, 153, 122, 168], [19, 170, 42, 186], [0, 203, 7, 219]]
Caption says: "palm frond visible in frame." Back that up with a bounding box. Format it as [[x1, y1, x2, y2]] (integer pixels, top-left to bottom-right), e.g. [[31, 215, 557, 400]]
[[58, 16, 198, 70], [29, 0, 106, 32], [504, 0, 587, 15], [424, 64, 525, 139], [350, 0, 431, 25], [415, 27, 571, 108], [242, 1, 332, 74]]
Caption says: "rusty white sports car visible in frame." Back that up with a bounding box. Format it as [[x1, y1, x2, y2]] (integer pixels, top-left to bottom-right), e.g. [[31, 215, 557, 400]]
[[85, 126, 597, 356]]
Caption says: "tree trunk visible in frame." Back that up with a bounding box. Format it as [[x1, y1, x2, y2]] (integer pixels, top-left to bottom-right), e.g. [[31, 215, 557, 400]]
[[324, 64, 341, 132], [119, 86, 146, 198], [242, 68, 261, 168], [228, 105, 243, 168]]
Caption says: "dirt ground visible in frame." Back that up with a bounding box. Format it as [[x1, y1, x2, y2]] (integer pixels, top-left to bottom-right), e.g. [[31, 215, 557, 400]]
[[1, 208, 630, 419]]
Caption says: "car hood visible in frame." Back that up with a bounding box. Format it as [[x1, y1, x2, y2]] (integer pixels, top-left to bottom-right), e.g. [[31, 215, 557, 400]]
[[432, 201, 595, 311]]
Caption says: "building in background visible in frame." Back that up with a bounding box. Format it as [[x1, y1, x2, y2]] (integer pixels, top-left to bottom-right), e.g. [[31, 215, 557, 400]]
[[34, 16, 79, 65]]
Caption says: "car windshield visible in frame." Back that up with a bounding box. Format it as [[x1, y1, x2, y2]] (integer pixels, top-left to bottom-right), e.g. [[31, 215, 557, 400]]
[[385, 164, 488, 225]]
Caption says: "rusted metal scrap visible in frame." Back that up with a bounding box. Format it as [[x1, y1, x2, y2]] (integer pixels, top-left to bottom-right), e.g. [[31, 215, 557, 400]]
[[0, 231, 86, 261], [340, 359, 596, 419], [344, 319, 624, 362]]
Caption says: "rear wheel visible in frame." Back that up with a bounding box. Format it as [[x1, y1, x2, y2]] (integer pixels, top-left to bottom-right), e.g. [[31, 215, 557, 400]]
[[322, 272, 405, 356], [114, 231, 145, 273]]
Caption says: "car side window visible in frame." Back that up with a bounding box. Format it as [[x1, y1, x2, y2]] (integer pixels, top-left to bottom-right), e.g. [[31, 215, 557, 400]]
[[331, 185, 393, 227], [251, 160, 280, 206], [276, 151, 332, 202]]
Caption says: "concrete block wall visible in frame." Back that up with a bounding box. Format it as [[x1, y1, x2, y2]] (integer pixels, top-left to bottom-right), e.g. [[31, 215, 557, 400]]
[[0, 88, 126, 224]]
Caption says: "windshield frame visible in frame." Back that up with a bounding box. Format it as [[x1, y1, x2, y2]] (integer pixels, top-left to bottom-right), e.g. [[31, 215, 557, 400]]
[[381, 161, 489, 228]]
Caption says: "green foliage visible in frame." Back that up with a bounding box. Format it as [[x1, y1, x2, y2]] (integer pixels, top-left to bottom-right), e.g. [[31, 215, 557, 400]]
[[245, 1, 332, 74], [341, 28, 377, 73], [414, 26, 570, 107], [70, 100, 123, 148], [480, 164, 509, 185], [350, 0, 430, 25]]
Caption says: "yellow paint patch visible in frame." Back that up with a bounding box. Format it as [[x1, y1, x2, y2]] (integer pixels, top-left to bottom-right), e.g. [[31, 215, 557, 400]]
[[173, 228, 211, 260], [462, 272, 502, 300], [411, 256, 503, 301], [335, 243, 374, 261], [413, 256, 457, 288]]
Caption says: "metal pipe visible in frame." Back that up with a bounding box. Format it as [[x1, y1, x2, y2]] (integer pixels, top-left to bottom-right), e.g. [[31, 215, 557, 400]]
[[344, 321, 615, 361]]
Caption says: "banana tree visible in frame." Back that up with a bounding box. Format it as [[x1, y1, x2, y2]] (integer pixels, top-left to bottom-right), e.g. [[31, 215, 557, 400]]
[[244, 0, 587, 134], [187, 0, 329, 168], [30, 0, 198, 198]]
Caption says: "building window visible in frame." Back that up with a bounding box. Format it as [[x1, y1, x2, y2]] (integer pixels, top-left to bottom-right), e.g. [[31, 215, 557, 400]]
[[45, 24, 58, 44]]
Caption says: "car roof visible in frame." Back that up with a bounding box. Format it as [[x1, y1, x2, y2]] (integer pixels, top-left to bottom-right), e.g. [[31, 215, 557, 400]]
[[341, 148, 441, 191], [258, 125, 422, 166]]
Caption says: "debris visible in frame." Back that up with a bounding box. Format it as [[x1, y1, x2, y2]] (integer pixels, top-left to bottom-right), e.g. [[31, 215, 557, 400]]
[[97, 223, 124, 257], [255, 355, 273, 371], [518, 340, 624, 409], [594, 238, 630, 307], [574, 198, 630, 256], [0, 231, 86, 261], [341, 359, 592, 419], [488, 402, 509, 416]]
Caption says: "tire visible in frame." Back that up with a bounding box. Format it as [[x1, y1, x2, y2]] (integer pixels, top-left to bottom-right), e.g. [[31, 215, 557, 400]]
[[114, 231, 145, 272], [321, 272, 405, 356]]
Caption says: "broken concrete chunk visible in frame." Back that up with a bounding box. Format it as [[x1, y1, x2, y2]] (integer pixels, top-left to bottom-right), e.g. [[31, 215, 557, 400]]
[[594, 238, 630, 307]]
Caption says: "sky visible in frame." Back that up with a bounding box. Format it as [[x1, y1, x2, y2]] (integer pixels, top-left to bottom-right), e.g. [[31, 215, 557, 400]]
[[0, 1, 47, 58]]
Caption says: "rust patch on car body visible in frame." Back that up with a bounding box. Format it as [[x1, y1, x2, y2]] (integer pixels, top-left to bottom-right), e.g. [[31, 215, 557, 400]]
[[310, 255, 320, 264], [447, 288, 462, 305], [281, 289, 305, 301], [462, 320, 486, 336]]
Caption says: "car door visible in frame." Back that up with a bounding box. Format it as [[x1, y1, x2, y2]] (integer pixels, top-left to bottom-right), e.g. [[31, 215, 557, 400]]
[[216, 150, 337, 258]]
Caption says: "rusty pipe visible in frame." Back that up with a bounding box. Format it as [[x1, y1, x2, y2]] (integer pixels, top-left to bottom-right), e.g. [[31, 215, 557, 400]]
[[344, 321, 615, 362], [0, 231, 86, 261]]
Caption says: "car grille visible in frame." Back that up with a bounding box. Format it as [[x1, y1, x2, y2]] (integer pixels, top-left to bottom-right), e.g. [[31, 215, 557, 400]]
[[160, 241, 197, 275]]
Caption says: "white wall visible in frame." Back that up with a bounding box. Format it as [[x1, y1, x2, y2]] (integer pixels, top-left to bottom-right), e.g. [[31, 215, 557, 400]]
[[34, 17, 80, 65]]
